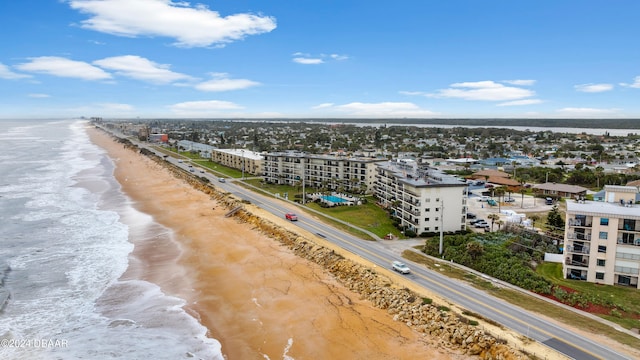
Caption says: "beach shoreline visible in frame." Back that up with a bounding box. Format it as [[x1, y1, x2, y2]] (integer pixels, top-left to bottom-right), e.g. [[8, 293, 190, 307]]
[[86, 126, 469, 359]]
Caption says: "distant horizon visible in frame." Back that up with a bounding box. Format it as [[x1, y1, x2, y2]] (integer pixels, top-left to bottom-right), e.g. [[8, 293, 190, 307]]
[[1, 1, 639, 119]]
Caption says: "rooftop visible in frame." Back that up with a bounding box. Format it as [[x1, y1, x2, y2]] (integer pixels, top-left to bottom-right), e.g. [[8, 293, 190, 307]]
[[378, 159, 465, 188], [566, 200, 640, 219]]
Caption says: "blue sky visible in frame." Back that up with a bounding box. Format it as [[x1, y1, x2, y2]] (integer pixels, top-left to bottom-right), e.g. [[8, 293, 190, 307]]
[[1, 0, 639, 119]]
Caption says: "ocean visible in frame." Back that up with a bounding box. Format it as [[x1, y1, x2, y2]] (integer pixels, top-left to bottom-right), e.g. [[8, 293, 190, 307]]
[[0, 119, 223, 360]]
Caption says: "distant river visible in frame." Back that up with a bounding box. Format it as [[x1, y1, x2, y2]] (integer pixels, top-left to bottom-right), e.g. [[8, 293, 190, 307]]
[[334, 122, 637, 136]]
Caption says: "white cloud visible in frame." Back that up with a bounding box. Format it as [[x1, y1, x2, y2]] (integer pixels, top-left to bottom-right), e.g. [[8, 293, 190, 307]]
[[93, 55, 192, 84], [312, 103, 334, 109], [195, 73, 260, 92], [619, 76, 640, 88], [318, 102, 438, 117], [556, 107, 619, 116], [399, 91, 426, 96], [503, 79, 536, 86], [0, 63, 31, 79], [292, 52, 348, 64], [429, 80, 535, 101], [98, 103, 134, 111], [293, 57, 324, 65], [68, 0, 276, 48], [169, 100, 243, 115], [574, 83, 613, 93], [15, 56, 112, 80], [329, 54, 348, 61], [497, 99, 543, 107], [28, 93, 50, 98]]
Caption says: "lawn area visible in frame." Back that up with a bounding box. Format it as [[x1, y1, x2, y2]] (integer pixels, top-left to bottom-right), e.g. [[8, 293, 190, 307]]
[[243, 178, 401, 240], [537, 262, 640, 330], [304, 200, 402, 239]]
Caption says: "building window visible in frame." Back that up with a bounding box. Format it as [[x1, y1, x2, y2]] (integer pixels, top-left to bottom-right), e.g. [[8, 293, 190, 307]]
[[595, 272, 605, 280], [599, 232, 608, 240], [597, 259, 606, 266], [598, 245, 607, 253], [600, 218, 609, 226], [434, 226, 439, 231], [424, 218, 429, 222]]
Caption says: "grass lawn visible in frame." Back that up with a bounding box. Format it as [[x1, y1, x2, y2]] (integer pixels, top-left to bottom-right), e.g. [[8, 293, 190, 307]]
[[243, 178, 401, 240], [304, 200, 402, 239], [537, 262, 640, 330]]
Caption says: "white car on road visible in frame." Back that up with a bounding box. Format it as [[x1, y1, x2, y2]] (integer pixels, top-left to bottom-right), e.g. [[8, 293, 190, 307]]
[[392, 261, 411, 274]]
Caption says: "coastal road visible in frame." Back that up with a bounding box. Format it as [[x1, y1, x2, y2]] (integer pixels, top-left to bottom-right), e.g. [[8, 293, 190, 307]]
[[132, 140, 632, 360], [220, 182, 632, 360]]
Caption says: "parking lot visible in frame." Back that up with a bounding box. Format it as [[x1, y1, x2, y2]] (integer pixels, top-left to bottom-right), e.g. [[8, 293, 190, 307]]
[[466, 186, 555, 232]]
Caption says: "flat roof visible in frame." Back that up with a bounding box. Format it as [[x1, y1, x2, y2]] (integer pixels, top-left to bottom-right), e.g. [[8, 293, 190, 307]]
[[566, 200, 640, 219]]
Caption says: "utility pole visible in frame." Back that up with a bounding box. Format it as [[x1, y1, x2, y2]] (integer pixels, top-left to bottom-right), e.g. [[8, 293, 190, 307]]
[[301, 158, 306, 204], [439, 199, 444, 255], [241, 149, 245, 180]]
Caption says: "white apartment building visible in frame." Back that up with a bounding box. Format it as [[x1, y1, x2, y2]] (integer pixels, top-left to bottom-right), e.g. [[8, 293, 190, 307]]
[[262, 151, 385, 194], [375, 159, 468, 234], [210, 148, 263, 176], [564, 185, 640, 289]]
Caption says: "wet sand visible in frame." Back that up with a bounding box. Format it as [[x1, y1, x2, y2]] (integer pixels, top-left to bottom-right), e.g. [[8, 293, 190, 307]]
[[87, 127, 468, 360]]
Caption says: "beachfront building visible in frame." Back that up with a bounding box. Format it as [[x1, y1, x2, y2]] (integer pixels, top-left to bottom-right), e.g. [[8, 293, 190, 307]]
[[564, 185, 640, 289], [211, 148, 263, 177], [262, 151, 384, 194], [176, 140, 216, 159], [375, 158, 468, 235]]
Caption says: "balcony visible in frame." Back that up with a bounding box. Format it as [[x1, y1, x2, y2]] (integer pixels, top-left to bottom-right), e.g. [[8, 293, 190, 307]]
[[567, 232, 591, 241], [617, 237, 640, 247], [568, 219, 592, 227], [565, 255, 589, 267], [565, 245, 590, 254]]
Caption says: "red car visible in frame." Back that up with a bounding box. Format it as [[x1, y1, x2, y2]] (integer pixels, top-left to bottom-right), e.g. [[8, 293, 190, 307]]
[[285, 213, 298, 221]]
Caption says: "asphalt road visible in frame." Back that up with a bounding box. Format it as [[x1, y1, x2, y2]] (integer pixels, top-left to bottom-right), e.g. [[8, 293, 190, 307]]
[[138, 141, 633, 360]]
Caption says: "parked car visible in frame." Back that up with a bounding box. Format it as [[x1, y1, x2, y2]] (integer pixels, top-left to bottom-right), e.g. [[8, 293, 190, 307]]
[[466, 212, 477, 219], [485, 184, 494, 188], [504, 197, 515, 203], [474, 221, 489, 228], [469, 218, 484, 225], [545, 197, 554, 205], [218, 177, 226, 183], [285, 212, 298, 221], [477, 196, 490, 202], [392, 261, 410, 274]]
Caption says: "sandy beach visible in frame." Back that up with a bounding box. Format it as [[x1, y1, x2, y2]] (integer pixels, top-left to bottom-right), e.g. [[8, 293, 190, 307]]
[[87, 126, 471, 359]]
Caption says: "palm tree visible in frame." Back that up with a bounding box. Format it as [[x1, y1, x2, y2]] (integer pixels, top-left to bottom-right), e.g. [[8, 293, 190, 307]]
[[494, 186, 506, 212], [466, 241, 484, 260], [496, 220, 504, 231], [529, 214, 540, 229], [487, 213, 500, 231]]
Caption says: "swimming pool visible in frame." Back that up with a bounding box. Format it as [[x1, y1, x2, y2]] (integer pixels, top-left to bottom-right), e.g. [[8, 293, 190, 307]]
[[321, 195, 348, 203]]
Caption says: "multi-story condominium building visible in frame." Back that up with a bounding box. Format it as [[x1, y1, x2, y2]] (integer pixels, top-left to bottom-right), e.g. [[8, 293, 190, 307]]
[[375, 158, 468, 234], [211, 148, 263, 177], [564, 185, 640, 289], [262, 151, 384, 194]]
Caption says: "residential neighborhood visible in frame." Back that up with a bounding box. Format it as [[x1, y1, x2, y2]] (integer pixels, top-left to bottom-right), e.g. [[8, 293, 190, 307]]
[[98, 118, 640, 290]]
